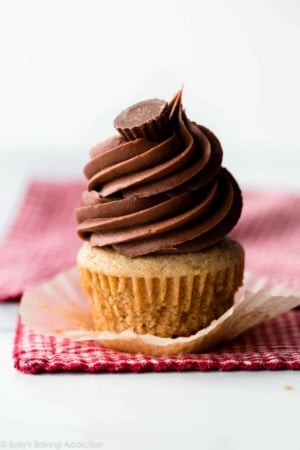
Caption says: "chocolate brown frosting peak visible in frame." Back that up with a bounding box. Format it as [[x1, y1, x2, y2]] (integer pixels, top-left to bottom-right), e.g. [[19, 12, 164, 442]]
[[76, 90, 242, 257]]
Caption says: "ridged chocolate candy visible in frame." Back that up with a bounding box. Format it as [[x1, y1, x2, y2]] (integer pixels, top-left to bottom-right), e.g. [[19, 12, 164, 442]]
[[114, 98, 170, 141]]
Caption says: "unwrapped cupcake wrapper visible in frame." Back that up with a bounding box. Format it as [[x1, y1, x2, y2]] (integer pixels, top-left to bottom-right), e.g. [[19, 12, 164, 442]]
[[20, 267, 300, 356], [78, 264, 241, 338]]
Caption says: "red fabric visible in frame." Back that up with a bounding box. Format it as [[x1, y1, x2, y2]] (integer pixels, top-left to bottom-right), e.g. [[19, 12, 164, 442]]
[[14, 312, 300, 373], [1, 180, 299, 372], [0, 180, 84, 300], [231, 191, 300, 290]]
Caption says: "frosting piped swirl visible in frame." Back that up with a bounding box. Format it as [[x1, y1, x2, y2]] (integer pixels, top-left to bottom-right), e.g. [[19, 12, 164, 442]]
[[76, 90, 242, 257]]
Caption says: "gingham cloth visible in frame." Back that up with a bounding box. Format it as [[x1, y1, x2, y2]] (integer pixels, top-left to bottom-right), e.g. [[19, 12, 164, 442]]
[[14, 312, 300, 373], [0, 180, 299, 372], [0, 180, 84, 301]]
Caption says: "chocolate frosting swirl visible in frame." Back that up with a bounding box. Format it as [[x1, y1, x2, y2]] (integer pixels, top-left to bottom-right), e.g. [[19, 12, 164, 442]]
[[76, 90, 242, 257]]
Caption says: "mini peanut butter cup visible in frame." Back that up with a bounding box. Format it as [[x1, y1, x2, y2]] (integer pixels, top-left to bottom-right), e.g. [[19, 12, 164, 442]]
[[113, 98, 170, 141]]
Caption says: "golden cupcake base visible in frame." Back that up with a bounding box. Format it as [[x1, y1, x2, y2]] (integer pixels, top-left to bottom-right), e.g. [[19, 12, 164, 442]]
[[77, 238, 244, 338]]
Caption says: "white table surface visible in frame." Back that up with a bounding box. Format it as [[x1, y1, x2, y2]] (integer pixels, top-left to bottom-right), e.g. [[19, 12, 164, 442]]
[[1, 1, 300, 447]]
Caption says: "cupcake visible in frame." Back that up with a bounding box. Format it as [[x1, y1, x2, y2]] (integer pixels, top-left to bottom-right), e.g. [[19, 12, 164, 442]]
[[76, 89, 244, 341]]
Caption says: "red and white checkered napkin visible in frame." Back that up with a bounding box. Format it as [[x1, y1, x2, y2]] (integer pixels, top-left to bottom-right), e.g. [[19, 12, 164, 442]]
[[1, 180, 300, 372], [0, 180, 84, 301], [14, 311, 300, 373], [231, 190, 300, 290]]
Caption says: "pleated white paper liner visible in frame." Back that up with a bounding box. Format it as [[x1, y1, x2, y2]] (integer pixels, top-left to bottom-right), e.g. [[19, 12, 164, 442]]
[[19, 267, 300, 356]]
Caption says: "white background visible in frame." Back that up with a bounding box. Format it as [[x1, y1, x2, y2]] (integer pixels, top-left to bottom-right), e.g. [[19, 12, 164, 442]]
[[0, 0, 300, 189], [0, 1, 300, 449]]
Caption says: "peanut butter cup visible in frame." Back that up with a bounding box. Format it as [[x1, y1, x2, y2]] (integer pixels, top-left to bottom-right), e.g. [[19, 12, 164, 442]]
[[114, 98, 170, 141]]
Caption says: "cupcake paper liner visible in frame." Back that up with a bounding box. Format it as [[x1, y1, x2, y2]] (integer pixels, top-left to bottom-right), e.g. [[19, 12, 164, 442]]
[[78, 263, 242, 338], [19, 267, 300, 356]]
